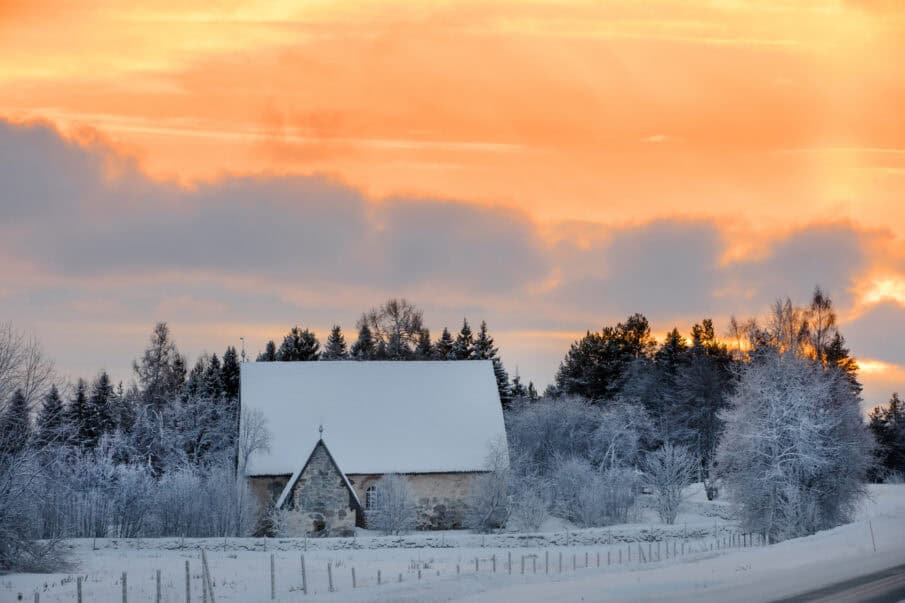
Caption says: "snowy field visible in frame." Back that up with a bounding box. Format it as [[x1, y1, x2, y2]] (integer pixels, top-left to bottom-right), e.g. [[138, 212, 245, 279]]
[[4, 484, 905, 603]]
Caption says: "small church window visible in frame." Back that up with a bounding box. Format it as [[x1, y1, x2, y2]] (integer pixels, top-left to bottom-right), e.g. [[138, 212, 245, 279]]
[[365, 486, 377, 510]]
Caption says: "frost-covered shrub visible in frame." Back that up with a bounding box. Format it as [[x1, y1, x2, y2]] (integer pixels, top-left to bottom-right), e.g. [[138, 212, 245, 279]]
[[717, 352, 873, 542], [508, 472, 551, 532], [552, 457, 639, 527], [643, 443, 696, 525], [367, 474, 417, 535], [466, 442, 511, 533]]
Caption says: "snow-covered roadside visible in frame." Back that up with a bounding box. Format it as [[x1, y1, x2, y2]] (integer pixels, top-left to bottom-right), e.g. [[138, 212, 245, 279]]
[[4, 485, 903, 603]]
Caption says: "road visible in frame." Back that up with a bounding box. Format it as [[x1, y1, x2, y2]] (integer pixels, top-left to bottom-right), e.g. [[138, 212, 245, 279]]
[[775, 563, 905, 603]]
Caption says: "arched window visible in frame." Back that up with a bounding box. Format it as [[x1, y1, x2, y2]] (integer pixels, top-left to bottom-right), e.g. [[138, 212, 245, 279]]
[[365, 486, 378, 510]]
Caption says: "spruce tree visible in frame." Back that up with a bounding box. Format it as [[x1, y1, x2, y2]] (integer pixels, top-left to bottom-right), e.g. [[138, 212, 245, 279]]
[[63, 379, 90, 448], [527, 381, 539, 401], [493, 358, 512, 407], [34, 384, 65, 448], [415, 329, 433, 360], [0, 389, 30, 454], [86, 371, 116, 448], [451, 319, 475, 360], [276, 327, 321, 361], [322, 325, 350, 360], [824, 331, 862, 396], [510, 372, 528, 401], [869, 393, 905, 479], [257, 340, 278, 362], [221, 346, 241, 401], [133, 322, 184, 413], [203, 353, 224, 399], [351, 324, 376, 360], [434, 327, 454, 360]]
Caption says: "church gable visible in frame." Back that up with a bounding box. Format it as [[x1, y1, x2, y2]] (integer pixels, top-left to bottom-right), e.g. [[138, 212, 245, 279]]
[[275, 438, 361, 536]]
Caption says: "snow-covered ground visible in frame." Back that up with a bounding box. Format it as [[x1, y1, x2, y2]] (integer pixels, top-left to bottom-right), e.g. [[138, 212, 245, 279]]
[[5, 484, 904, 603]]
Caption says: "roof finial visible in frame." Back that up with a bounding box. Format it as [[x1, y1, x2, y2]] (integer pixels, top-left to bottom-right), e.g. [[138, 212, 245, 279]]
[[318, 424, 324, 439]]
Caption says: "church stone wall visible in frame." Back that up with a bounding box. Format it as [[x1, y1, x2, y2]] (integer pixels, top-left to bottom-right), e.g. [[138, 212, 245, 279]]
[[348, 472, 479, 530]]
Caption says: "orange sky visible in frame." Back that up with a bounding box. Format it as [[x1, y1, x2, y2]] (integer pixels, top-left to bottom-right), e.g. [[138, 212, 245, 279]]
[[1, 0, 903, 402]]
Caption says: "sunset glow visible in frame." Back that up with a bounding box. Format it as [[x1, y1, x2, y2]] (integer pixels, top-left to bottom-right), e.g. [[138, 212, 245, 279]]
[[1, 0, 903, 404]]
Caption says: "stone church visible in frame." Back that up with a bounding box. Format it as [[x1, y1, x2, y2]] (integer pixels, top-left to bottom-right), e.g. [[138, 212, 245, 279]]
[[240, 360, 508, 536]]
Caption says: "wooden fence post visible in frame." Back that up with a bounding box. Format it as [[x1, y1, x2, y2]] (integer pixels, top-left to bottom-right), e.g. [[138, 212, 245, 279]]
[[597, 551, 600, 568], [572, 553, 576, 571], [201, 550, 215, 603], [398, 573, 402, 583], [270, 554, 275, 600], [869, 520, 877, 552], [545, 550, 549, 574], [352, 567, 357, 589], [418, 569, 421, 581], [77, 577, 82, 603], [492, 554, 496, 573], [520, 555, 525, 575], [508, 551, 512, 574], [328, 561, 334, 592], [559, 551, 562, 573], [300, 555, 307, 595], [475, 557, 479, 573], [156, 570, 161, 603], [378, 570, 382, 585], [585, 551, 589, 568], [34, 594, 39, 603], [121, 572, 127, 603]]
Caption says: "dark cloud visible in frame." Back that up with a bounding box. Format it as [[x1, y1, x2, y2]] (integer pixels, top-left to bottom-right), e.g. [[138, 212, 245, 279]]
[[0, 119, 546, 293], [845, 301, 905, 366], [727, 225, 869, 310]]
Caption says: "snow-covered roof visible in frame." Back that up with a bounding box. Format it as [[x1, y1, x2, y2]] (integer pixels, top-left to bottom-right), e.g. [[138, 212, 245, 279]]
[[240, 360, 508, 476]]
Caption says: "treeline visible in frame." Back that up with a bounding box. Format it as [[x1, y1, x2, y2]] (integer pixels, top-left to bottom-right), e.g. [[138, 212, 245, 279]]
[[254, 298, 537, 406]]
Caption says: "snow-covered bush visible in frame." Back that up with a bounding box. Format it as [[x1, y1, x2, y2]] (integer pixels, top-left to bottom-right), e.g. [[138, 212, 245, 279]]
[[552, 457, 639, 527], [508, 471, 551, 532], [717, 352, 874, 541], [466, 441, 511, 532], [643, 443, 696, 524], [367, 474, 417, 535]]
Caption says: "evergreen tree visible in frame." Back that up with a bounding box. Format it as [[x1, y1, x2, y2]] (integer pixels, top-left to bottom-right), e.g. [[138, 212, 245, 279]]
[[257, 340, 278, 362], [824, 331, 862, 396], [34, 384, 65, 448], [351, 324, 376, 360], [221, 346, 241, 401], [869, 393, 905, 479], [86, 371, 116, 448], [185, 356, 207, 400], [511, 372, 528, 401], [527, 381, 539, 401], [0, 389, 30, 454], [414, 329, 433, 360], [374, 339, 388, 360], [322, 325, 349, 360], [493, 358, 512, 407], [276, 326, 321, 361], [203, 353, 224, 399], [111, 381, 137, 435], [554, 314, 656, 402], [471, 321, 511, 406], [63, 378, 90, 448], [434, 327, 454, 360], [451, 319, 475, 360]]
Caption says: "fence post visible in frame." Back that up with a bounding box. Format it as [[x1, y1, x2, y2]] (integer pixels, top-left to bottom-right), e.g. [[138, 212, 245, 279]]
[[597, 551, 600, 568], [648, 542, 652, 562], [533, 556, 536, 574], [328, 561, 334, 592], [545, 550, 549, 574], [378, 570, 381, 585], [657, 541, 661, 560], [475, 557, 479, 573], [492, 554, 496, 573], [572, 553, 576, 571], [619, 549, 622, 564], [352, 567, 357, 589], [202, 560, 208, 603], [77, 577, 82, 603], [270, 554, 275, 600], [156, 569, 161, 603], [202, 549, 216, 603], [121, 572, 127, 603], [608, 550, 611, 566], [300, 555, 307, 595], [559, 551, 562, 573], [398, 573, 402, 583], [869, 520, 877, 552], [185, 561, 190, 603], [418, 569, 421, 581], [520, 555, 525, 575], [508, 551, 512, 574], [34, 594, 39, 603], [457, 564, 460, 575], [585, 551, 588, 568]]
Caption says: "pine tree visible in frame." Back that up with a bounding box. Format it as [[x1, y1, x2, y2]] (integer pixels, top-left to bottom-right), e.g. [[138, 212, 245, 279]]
[[0, 389, 30, 454], [221, 346, 241, 401], [34, 384, 65, 448], [451, 319, 474, 360], [414, 329, 433, 360], [869, 393, 905, 479], [351, 324, 376, 360], [86, 371, 116, 448], [257, 340, 278, 362], [472, 321, 495, 360], [322, 325, 350, 360], [527, 381, 539, 401], [434, 327, 454, 360], [277, 327, 321, 361], [511, 372, 528, 401]]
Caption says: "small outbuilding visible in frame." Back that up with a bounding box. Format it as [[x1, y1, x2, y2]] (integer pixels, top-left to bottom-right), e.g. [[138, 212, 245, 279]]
[[240, 360, 508, 536]]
